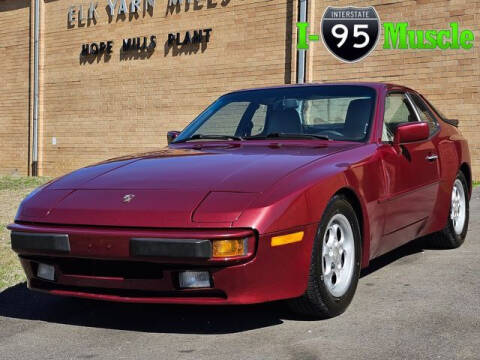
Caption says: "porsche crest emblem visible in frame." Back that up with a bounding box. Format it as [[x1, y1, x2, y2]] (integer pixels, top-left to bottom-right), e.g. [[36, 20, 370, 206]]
[[122, 194, 136, 203]]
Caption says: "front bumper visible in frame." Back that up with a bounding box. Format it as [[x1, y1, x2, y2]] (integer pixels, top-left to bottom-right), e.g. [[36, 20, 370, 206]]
[[8, 223, 316, 305]]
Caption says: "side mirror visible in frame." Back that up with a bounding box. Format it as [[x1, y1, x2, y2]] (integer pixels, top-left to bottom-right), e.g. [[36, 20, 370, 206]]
[[393, 122, 429, 146], [167, 131, 180, 144]]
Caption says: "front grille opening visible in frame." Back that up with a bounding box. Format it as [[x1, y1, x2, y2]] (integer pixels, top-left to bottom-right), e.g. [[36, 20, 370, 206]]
[[60, 258, 164, 279], [30, 279, 227, 299], [27, 257, 165, 279]]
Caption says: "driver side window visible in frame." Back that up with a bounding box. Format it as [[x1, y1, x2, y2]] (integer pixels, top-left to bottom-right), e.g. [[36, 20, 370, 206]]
[[383, 93, 418, 142]]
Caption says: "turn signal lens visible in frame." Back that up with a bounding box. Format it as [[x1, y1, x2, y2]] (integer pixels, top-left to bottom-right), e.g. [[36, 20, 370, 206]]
[[212, 239, 246, 258], [271, 231, 304, 247]]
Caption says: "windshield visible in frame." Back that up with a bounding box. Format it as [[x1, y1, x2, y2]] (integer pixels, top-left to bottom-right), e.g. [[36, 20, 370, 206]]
[[174, 85, 376, 143]]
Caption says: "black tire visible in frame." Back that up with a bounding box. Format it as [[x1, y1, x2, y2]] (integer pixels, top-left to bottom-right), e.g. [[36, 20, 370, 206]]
[[427, 171, 469, 249], [288, 194, 362, 319]]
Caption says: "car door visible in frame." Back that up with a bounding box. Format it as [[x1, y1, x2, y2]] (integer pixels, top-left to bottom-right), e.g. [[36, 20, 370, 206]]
[[377, 92, 441, 254]]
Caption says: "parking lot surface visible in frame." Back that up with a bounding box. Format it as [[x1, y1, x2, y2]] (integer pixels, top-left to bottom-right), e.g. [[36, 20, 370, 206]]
[[1, 189, 479, 360]]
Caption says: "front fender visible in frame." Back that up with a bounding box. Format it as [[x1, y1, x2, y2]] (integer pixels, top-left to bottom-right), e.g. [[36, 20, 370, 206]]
[[234, 144, 383, 268]]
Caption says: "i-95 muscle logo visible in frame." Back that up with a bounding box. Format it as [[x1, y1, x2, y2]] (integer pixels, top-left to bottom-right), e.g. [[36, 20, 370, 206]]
[[297, 5, 474, 63]]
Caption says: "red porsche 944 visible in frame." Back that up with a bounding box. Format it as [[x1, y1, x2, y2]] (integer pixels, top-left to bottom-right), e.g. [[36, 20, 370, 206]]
[[9, 83, 471, 318]]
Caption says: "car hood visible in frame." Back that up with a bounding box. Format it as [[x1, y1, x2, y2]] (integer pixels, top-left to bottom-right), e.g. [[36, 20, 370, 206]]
[[17, 142, 359, 227]]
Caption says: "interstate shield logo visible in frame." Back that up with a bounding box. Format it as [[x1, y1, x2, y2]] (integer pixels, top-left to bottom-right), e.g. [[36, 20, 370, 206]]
[[321, 6, 381, 63]]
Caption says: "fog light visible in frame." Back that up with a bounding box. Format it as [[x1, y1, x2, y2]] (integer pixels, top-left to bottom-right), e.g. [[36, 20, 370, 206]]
[[37, 263, 55, 281], [179, 271, 211, 288], [212, 239, 247, 258]]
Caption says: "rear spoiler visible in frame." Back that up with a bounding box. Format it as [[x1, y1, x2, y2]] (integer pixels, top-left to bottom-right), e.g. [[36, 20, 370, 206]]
[[443, 118, 459, 127]]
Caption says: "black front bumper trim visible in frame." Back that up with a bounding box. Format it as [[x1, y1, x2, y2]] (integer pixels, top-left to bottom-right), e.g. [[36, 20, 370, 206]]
[[130, 238, 212, 259], [11, 232, 70, 253]]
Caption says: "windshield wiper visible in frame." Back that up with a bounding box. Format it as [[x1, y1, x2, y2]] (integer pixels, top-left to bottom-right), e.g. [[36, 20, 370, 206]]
[[244, 133, 329, 140], [174, 134, 243, 143]]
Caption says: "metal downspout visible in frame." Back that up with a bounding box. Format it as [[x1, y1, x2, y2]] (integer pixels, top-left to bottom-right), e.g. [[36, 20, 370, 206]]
[[32, 0, 40, 176], [296, 0, 307, 84]]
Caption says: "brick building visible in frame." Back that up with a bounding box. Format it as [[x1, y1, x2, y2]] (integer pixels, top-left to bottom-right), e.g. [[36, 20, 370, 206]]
[[0, 0, 479, 178]]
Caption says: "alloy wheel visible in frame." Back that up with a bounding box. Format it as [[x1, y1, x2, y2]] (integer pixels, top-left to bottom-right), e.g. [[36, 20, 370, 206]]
[[322, 214, 355, 297], [451, 178, 466, 235]]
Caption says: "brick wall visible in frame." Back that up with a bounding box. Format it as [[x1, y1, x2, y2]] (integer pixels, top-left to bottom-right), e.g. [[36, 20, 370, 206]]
[[0, 0, 31, 176], [309, 0, 480, 178], [1, 0, 479, 179], [39, 0, 296, 176]]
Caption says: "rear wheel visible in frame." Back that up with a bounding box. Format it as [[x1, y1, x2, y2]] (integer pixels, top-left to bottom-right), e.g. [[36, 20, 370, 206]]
[[288, 195, 361, 318], [428, 171, 469, 249]]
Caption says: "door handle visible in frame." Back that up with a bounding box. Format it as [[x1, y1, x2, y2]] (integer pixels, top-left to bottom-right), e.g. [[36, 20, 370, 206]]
[[426, 154, 438, 161]]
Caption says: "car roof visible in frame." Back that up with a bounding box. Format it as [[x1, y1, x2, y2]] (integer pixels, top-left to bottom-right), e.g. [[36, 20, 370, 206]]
[[227, 82, 416, 95]]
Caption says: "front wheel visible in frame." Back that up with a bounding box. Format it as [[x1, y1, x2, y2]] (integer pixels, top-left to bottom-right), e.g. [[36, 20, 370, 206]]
[[428, 171, 469, 249], [288, 195, 362, 318]]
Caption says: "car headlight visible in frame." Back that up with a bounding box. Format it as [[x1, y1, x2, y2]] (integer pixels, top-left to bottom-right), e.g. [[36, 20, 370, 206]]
[[212, 238, 247, 257]]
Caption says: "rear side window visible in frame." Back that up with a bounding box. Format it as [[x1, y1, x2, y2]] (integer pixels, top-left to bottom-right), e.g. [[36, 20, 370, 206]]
[[422, 97, 448, 121], [409, 93, 439, 135]]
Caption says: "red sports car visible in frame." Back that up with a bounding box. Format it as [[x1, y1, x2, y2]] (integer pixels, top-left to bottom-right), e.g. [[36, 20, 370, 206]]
[[9, 83, 471, 318]]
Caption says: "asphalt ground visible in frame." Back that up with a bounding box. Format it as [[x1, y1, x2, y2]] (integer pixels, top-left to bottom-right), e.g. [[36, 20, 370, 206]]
[[1, 188, 479, 360]]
